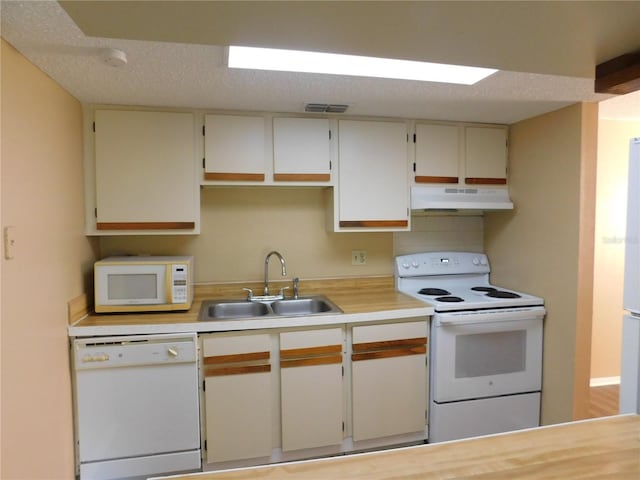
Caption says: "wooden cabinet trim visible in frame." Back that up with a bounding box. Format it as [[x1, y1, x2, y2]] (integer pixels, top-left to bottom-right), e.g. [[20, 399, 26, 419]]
[[281, 355, 343, 369], [203, 351, 270, 365], [353, 337, 427, 353], [465, 177, 507, 185], [205, 364, 271, 377], [352, 345, 427, 362], [280, 344, 343, 369], [96, 221, 195, 230], [339, 220, 408, 228], [273, 173, 331, 182], [280, 345, 342, 359], [204, 172, 265, 181], [415, 176, 459, 184]]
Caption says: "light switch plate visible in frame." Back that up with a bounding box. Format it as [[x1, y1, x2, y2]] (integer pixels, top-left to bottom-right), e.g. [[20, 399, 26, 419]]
[[4, 226, 16, 260]]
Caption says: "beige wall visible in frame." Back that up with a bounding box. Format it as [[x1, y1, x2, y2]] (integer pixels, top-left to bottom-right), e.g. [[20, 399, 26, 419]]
[[1, 39, 98, 479], [591, 119, 640, 380], [484, 103, 598, 424], [101, 188, 394, 284]]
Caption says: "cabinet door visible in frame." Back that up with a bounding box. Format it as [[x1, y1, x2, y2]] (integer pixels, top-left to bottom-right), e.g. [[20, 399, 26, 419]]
[[337, 120, 409, 230], [280, 328, 343, 452], [464, 126, 508, 185], [273, 117, 331, 182], [204, 114, 266, 181], [414, 123, 460, 184], [351, 321, 428, 442], [94, 110, 197, 231], [202, 334, 272, 463]]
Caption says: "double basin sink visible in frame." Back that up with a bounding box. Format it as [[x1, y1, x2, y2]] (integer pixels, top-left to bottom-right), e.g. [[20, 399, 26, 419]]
[[198, 295, 342, 321]]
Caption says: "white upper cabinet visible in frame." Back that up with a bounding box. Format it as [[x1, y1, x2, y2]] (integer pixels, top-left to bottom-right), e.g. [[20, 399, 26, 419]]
[[333, 119, 410, 232], [464, 126, 508, 185], [414, 123, 460, 184], [91, 109, 198, 234], [273, 117, 332, 183], [204, 114, 266, 182], [413, 122, 508, 186]]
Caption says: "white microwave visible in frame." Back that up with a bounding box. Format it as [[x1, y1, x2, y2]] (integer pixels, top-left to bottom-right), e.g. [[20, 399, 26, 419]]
[[94, 256, 194, 313]]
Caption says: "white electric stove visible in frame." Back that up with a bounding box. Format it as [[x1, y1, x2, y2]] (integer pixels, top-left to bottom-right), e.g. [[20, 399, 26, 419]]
[[395, 252, 545, 443]]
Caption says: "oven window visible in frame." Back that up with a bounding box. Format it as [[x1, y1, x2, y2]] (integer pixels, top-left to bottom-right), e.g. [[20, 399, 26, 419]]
[[455, 330, 526, 378], [108, 274, 158, 300]]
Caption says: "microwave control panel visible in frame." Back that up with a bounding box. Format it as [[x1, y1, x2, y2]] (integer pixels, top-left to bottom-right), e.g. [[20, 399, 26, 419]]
[[171, 264, 189, 303]]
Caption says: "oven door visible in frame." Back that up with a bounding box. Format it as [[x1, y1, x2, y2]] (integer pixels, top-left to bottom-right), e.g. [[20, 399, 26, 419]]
[[431, 306, 544, 403]]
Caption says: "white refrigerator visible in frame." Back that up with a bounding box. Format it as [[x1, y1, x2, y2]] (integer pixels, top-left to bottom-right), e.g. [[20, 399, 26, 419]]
[[622, 137, 640, 414]]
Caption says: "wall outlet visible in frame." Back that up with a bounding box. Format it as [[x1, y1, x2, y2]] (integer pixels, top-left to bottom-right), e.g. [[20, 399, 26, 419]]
[[352, 250, 367, 265]]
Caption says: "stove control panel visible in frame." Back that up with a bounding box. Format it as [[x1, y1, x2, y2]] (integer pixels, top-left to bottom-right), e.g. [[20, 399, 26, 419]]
[[395, 252, 490, 277]]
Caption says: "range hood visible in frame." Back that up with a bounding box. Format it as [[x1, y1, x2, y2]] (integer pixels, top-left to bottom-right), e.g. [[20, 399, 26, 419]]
[[411, 186, 514, 211]]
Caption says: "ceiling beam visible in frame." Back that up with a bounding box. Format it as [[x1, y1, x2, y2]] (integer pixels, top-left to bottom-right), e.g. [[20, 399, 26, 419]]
[[595, 52, 640, 95]]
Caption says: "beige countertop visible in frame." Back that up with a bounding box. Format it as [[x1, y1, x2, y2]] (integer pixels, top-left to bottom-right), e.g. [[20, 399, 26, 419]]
[[69, 276, 433, 336], [156, 414, 640, 480]]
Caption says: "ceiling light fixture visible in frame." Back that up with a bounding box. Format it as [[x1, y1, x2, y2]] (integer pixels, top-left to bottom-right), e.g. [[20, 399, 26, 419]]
[[228, 46, 497, 85]]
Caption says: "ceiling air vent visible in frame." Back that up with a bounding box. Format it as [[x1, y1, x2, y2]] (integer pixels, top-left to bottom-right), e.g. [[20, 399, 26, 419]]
[[304, 103, 349, 113]]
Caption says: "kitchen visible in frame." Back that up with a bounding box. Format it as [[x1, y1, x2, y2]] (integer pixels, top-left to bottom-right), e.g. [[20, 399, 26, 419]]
[[2, 1, 640, 479]]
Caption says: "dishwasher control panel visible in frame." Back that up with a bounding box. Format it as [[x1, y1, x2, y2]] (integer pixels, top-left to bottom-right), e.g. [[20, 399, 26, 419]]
[[73, 333, 197, 370]]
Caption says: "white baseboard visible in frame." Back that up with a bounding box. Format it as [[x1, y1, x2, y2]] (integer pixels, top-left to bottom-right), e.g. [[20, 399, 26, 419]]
[[590, 376, 621, 387]]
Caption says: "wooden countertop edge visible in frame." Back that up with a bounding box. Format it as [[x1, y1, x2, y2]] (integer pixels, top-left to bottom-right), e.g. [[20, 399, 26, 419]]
[[68, 276, 433, 335], [152, 415, 640, 480]]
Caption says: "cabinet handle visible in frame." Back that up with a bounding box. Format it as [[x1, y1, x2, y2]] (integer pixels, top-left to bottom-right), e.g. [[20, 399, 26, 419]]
[[352, 345, 426, 362], [352, 337, 427, 362], [205, 364, 271, 377], [273, 173, 330, 182], [204, 172, 265, 181], [339, 220, 408, 228], [96, 222, 195, 230], [465, 177, 507, 185], [280, 344, 343, 369], [281, 355, 342, 368], [415, 176, 459, 184]]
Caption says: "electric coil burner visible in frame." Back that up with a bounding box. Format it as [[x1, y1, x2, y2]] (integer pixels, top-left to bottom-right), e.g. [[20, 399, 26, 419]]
[[419, 288, 450, 296], [394, 251, 545, 444], [435, 296, 464, 303]]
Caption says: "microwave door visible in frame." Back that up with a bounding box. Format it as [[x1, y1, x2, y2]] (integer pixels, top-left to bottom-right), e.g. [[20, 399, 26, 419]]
[[97, 265, 166, 305]]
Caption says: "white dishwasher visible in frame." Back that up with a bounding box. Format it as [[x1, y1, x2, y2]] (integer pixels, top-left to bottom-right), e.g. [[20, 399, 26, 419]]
[[73, 333, 201, 480]]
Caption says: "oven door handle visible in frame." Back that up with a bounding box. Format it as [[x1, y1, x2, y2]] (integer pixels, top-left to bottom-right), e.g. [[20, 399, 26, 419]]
[[436, 306, 546, 326]]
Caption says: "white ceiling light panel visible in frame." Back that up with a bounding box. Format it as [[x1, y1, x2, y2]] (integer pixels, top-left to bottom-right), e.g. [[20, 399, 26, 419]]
[[228, 46, 498, 85]]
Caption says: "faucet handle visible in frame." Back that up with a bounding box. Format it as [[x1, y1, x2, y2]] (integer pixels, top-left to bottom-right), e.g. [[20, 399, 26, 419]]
[[242, 288, 254, 300], [293, 277, 299, 299], [278, 286, 290, 299]]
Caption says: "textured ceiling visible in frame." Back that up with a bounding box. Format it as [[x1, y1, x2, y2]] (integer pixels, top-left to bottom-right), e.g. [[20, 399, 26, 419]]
[[1, 1, 639, 124]]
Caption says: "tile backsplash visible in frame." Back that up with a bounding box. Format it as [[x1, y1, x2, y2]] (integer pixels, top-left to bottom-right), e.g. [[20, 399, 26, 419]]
[[394, 214, 484, 256]]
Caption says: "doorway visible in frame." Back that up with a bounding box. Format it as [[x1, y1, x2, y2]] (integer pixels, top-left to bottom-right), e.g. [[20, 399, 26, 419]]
[[590, 91, 640, 416]]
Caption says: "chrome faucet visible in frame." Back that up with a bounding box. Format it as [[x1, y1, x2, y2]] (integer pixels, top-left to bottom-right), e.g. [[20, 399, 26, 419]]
[[264, 251, 286, 296]]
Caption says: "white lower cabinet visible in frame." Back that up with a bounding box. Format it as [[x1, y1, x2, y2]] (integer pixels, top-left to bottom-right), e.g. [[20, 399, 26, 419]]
[[201, 333, 273, 463], [280, 328, 344, 452], [200, 318, 428, 469], [351, 320, 428, 442]]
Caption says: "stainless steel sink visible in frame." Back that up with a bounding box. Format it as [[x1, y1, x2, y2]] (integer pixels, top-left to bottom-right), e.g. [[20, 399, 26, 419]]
[[204, 301, 270, 319], [198, 295, 342, 321], [271, 297, 336, 316]]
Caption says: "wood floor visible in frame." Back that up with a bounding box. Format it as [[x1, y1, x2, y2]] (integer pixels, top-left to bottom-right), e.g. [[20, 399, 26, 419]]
[[588, 384, 620, 418]]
